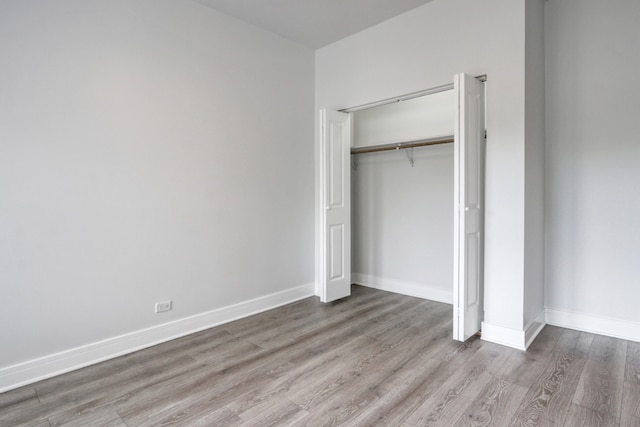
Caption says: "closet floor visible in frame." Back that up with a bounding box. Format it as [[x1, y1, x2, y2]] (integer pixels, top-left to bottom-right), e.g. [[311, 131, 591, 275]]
[[1, 285, 638, 426]]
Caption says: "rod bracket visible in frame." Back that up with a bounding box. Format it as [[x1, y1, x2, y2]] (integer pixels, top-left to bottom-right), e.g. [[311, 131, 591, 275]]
[[405, 146, 414, 167]]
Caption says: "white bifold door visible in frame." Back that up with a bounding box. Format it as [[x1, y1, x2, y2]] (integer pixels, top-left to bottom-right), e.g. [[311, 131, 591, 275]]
[[319, 110, 352, 303], [453, 73, 485, 341], [318, 73, 485, 342]]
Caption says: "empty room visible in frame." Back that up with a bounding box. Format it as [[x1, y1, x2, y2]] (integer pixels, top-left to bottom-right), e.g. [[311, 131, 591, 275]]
[[1, 0, 639, 425]]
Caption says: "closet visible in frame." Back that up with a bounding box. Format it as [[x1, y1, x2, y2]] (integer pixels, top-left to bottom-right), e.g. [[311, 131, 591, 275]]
[[317, 73, 485, 341], [350, 90, 455, 306]]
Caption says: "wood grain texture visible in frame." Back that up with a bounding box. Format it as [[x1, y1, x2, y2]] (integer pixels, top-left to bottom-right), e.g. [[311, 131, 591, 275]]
[[509, 350, 587, 427], [1, 285, 639, 426], [573, 335, 627, 423], [622, 341, 640, 427], [565, 403, 618, 427], [455, 377, 529, 427]]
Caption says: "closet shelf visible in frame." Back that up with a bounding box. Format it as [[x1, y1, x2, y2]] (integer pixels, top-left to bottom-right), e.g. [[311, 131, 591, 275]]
[[350, 135, 454, 155]]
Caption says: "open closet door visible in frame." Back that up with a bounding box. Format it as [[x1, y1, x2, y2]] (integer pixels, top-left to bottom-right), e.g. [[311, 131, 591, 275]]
[[453, 73, 485, 341], [319, 109, 352, 303]]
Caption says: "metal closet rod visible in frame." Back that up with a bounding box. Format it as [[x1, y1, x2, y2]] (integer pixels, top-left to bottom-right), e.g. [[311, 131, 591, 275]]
[[350, 135, 454, 155]]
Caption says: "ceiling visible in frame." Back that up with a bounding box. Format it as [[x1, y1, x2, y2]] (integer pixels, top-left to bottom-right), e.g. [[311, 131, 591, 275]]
[[193, 0, 435, 49]]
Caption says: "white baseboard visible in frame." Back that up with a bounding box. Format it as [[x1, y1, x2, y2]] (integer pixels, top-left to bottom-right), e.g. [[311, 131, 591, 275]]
[[480, 321, 527, 351], [481, 310, 546, 351], [0, 283, 315, 393], [546, 308, 640, 343], [524, 310, 546, 349], [352, 273, 452, 304]]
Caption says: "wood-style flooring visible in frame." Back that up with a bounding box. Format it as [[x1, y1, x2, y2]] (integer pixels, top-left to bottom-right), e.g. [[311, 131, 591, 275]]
[[1, 285, 639, 426]]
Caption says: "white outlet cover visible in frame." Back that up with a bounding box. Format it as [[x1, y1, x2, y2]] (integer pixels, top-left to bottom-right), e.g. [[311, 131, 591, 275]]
[[155, 301, 172, 313]]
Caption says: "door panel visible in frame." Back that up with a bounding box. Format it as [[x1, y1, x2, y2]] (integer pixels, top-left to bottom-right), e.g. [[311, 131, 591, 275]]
[[320, 109, 351, 302], [329, 224, 345, 280], [453, 73, 485, 341]]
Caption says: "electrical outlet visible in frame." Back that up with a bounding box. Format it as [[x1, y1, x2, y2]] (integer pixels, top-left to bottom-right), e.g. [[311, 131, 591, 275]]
[[155, 300, 172, 313]]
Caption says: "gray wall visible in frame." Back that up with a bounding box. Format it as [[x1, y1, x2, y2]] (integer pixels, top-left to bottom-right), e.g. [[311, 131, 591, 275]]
[[0, 0, 315, 378], [545, 0, 640, 327]]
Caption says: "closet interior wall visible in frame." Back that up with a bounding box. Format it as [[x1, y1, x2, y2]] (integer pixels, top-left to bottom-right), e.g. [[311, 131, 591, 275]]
[[350, 91, 455, 304]]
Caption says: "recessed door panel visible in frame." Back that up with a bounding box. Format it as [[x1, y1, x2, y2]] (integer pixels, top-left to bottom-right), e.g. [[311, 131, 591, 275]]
[[329, 224, 344, 280]]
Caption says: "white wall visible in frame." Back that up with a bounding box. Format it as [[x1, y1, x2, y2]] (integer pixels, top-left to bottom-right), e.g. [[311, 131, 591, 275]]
[[0, 0, 315, 388], [545, 0, 640, 336], [523, 0, 546, 341], [352, 90, 455, 147], [316, 0, 531, 345], [352, 144, 454, 303]]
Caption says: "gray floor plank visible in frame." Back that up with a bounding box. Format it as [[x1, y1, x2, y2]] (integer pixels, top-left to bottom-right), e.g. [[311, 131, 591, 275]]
[[572, 335, 627, 423], [509, 350, 587, 426], [350, 338, 485, 426], [621, 381, 640, 427], [404, 367, 493, 426], [234, 394, 309, 426], [402, 342, 514, 426], [48, 407, 127, 427], [495, 325, 565, 389], [565, 403, 618, 427], [453, 377, 530, 427]]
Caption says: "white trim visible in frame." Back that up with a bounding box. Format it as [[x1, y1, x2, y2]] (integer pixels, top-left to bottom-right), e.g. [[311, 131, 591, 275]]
[[480, 321, 526, 351], [352, 274, 453, 304], [0, 283, 315, 393], [524, 310, 546, 349], [546, 308, 640, 343]]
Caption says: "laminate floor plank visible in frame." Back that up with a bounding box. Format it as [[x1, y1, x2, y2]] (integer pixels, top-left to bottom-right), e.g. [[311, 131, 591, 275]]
[[495, 325, 565, 388], [453, 377, 530, 427], [225, 335, 377, 417], [29, 340, 240, 425], [621, 381, 640, 426], [0, 386, 44, 427], [37, 353, 198, 406], [625, 341, 640, 385], [224, 293, 386, 350], [243, 292, 406, 350], [48, 407, 127, 427], [141, 405, 244, 427], [509, 350, 587, 426], [347, 338, 485, 426], [572, 335, 627, 423], [555, 328, 595, 359], [403, 342, 515, 426], [116, 357, 295, 426], [363, 299, 450, 344], [621, 341, 640, 427], [339, 329, 455, 426], [33, 327, 221, 401], [286, 321, 455, 425], [565, 403, 618, 427], [621, 415, 640, 427], [220, 297, 332, 338], [2, 285, 639, 426], [233, 394, 309, 426], [405, 368, 493, 426], [34, 354, 208, 426], [0, 386, 37, 410]]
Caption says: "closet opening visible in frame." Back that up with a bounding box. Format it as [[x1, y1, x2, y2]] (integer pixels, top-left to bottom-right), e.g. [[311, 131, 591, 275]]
[[350, 89, 456, 308], [317, 73, 485, 341]]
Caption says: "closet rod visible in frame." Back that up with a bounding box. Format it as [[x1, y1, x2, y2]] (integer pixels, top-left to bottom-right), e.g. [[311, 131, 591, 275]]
[[351, 135, 454, 155], [340, 74, 486, 113]]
